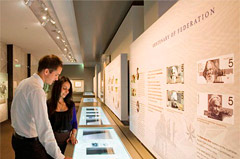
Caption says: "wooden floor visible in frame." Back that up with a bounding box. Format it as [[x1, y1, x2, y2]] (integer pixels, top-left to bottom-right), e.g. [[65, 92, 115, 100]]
[[0, 119, 14, 159], [0, 96, 155, 159]]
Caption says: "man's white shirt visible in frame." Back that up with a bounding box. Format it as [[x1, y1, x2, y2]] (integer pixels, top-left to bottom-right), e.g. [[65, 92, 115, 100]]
[[11, 73, 64, 159]]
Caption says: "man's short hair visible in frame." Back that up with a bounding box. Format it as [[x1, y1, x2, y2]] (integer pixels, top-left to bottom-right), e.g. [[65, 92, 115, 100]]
[[38, 55, 63, 73]]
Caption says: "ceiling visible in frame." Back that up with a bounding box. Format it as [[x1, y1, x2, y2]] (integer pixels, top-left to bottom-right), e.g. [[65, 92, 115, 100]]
[[73, 0, 132, 66], [0, 0, 133, 66]]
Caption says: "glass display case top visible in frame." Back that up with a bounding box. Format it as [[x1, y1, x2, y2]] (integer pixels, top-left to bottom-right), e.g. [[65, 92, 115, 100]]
[[79, 107, 110, 125], [83, 92, 95, 96], [73, 127, 131, 159], [83, 98, 97, 103]]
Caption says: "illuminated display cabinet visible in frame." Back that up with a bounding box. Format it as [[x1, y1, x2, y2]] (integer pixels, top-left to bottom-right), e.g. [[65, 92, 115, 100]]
[[79, 107, 110, 125], [73, 127, 131, 159]]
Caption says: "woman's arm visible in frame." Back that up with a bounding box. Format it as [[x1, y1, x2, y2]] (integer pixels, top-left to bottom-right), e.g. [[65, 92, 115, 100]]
[[68, 104, 78, 145]]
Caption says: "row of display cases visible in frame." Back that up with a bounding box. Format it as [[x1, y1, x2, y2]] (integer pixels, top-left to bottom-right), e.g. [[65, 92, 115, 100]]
[[66, 97, 132, 159]]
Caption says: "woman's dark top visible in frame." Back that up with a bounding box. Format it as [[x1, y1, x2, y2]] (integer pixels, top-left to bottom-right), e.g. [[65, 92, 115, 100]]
[[47, 102, 78, 132]]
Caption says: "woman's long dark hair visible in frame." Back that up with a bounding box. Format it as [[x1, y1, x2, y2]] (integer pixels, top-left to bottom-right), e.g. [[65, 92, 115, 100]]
[[47, 76, 74, 117]]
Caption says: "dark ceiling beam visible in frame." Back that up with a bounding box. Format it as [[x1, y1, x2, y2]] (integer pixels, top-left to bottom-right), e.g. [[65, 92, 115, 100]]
[[101, 0, 144, 56]]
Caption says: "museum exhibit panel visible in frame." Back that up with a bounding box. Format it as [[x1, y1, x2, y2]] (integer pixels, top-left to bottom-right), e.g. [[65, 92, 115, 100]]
[[104, 54, 128, 121], [97, 72, 103, 101], [129, 1, 239, 159], [93, 76, 96, 95], [0, 73, 8, 122], [71, 80, 84, 93], [79, 107, 111, 125], [72, 127, 131, 159]]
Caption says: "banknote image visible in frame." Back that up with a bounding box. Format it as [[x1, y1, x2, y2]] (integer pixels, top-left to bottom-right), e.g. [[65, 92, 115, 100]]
[[167, 90, 184, 111], [197, 54, 234, 84], [198, 93, 234, 124], [167, 64, 184, 84]]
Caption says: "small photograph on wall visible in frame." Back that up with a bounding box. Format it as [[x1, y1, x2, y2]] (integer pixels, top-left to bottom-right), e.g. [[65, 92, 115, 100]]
[[197, 93, 234, 124], [131, 88, 136, 96], [136, 100, 140, 113], [167, 64, 184, 84], [0, 73, 8, 104], [136, 67, 139, 80], [71, 80, 84, 93], [167, 90, 184, 111], [131, 74, 136, 83], [197, 54, 234, 84]]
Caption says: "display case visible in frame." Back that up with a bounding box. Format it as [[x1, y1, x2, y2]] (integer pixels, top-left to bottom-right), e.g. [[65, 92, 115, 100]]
[[83, 92, 95, 96], [72, 127, 131, 159], [79, 107, 110, 125], [83, 98, 97, 103]]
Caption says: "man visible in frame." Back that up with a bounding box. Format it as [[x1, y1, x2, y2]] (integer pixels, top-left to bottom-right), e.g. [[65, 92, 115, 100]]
[[203, 60, 223, 83], [208, 95, 223, 121], [11, 55, 71, 159]]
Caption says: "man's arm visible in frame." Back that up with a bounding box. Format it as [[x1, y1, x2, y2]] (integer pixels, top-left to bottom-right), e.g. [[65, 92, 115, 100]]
[[29, 89, 65, 159]]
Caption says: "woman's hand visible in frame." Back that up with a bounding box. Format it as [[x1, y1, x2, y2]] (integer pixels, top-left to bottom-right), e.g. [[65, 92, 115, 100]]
[[67, 130, 78, 145]]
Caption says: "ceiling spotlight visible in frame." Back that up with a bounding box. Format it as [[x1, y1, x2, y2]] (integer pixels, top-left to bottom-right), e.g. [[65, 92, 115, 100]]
[[24, 0, 32, 7], [50, 19, 56, 24], [26, 0, 77, 63], [41, 19, 49, 26], [42, 16, 47, 20]]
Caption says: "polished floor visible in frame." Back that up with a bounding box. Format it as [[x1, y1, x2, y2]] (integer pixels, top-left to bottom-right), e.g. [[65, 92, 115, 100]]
[[0, 119, 14, 159], [0, 97, 155, 159]]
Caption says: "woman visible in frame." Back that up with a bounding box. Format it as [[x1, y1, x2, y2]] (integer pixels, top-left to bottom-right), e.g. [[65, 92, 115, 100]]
[[47, 76, 78, 154]]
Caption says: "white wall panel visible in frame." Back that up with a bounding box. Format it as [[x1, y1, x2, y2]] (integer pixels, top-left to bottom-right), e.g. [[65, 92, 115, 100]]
[[130, 1, 240, 159]]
